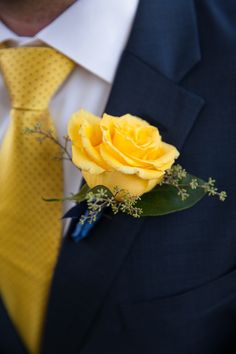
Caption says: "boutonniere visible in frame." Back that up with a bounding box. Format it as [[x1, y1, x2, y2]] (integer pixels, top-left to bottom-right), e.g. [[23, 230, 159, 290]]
[[25, 110, 227, 241]]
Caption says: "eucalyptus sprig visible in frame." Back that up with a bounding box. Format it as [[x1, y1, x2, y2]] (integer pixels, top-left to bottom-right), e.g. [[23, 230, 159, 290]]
[[73, 168, 227, 222], [161, 164, 227, 202], [79, 186, 142, 225], [24, 122, 74, 164]]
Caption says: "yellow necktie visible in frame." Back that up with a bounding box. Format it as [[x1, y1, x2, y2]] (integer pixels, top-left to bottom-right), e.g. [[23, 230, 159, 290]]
[[0, 47, 75, 354]]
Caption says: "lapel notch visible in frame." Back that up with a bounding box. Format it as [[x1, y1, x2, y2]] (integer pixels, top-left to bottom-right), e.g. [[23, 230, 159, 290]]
[[106, 50, 204, 150], [106, 0, 204, 150], [127, 0, 201, 82]]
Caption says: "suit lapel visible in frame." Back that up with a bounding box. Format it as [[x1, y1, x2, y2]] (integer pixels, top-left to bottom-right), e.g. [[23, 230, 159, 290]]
[[42, 0, 204, 353], [127, 0, 201, 82], [105, 0, 204, 150], [105, 50, 204, 150], [0, 298, 28, 354], [41, 213, 144, 354]]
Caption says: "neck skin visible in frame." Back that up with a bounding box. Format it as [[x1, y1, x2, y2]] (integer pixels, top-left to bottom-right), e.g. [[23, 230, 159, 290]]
[[0, 0, 76, 36]]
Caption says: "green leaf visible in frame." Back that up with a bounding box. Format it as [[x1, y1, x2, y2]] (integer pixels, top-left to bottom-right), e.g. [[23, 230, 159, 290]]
[[43, 197, 64, 202], [43, 184, 113, 204], [89, 185, 113, 198], [137, 174, 206, 216], [73, 183, 90, 202], [43, 184, 90, 203], [72, 184, 113, 202]]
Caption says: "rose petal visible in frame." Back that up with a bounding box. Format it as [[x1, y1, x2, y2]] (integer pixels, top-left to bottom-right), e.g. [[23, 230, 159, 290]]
[[100, 144, 164, 179], [72, 145, 104, 174], [79, 120, 110, 170], [68, 109, 106, 174], [83, 170, 161, 200]]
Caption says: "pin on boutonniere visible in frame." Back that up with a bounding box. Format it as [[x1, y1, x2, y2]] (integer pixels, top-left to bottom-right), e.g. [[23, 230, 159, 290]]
[[25, 110, 227, 241]]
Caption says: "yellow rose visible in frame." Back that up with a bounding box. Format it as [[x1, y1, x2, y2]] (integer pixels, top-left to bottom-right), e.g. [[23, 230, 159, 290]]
[[68, 109, 179, 199]]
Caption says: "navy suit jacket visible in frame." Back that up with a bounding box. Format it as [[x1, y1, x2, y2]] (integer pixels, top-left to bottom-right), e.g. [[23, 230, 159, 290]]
[[1, 0, 236, 353]]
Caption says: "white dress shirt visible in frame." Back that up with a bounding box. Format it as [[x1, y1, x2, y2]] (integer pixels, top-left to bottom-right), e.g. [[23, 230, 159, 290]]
[[0, 0, 139, 233]]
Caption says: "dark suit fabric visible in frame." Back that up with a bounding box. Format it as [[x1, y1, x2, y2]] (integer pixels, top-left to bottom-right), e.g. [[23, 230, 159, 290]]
[[1, 0, 236, 353]]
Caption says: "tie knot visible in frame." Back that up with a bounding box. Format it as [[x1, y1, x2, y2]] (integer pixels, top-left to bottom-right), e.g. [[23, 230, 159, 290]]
[[0, 47, 75, 110]]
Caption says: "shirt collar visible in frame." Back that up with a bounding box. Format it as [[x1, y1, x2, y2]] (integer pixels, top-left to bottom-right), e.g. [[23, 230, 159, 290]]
[[0, 0, 139, 83]]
